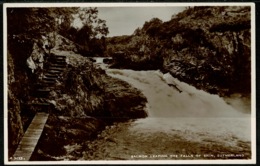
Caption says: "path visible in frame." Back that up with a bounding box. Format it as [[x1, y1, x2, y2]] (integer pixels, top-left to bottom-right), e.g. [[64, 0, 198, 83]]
[[11, 54, 67, 161]]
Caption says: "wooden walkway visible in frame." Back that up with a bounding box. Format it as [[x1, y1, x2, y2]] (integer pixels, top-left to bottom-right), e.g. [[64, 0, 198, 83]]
[[11, 112, 49, 161], [11, 54, 67, 161]]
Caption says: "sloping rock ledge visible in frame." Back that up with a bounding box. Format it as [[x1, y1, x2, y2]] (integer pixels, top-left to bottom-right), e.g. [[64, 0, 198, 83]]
[[30, 52, 147, 160]]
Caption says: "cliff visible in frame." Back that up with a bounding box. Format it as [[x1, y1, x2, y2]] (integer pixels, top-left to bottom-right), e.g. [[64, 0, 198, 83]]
[[7, 33, 147, 160], [8, 37, 34, 157], [8, 50, 24, 157], [107, 6, 251, 96]]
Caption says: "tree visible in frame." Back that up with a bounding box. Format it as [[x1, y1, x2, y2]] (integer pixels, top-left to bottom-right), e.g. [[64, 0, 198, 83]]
[[72, 7, 109, 56], [133, 27, 142, 36], [7, 7, 109, 58], [7, 7, 83, 75], [7, 8, 78, 42], [75, 7, 109, 39], [141, 18, 162, 37]]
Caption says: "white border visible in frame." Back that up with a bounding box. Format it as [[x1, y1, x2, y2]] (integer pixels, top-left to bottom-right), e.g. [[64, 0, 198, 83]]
[[3, 2, 256, 165]]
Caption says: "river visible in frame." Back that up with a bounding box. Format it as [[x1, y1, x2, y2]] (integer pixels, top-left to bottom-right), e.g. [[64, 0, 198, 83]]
[[80, 65, 251, 160]]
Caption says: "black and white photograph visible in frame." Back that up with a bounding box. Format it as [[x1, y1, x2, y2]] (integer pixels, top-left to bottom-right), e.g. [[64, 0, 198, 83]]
[[4, 3, 256, 164]]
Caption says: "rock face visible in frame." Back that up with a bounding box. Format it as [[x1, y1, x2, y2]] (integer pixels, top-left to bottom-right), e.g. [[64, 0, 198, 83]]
[[162, 7, 251, 95], [30, 44, 147, 160], [7, 36, 37, 158], [7, 51, 24, 157], [8, 33, 147, 160], [103, 76, 148, 119], [46, 53, 148, 119], [26, 42, 45, 73], [107, 6, 251, 96], [31, 115, 106, 160]]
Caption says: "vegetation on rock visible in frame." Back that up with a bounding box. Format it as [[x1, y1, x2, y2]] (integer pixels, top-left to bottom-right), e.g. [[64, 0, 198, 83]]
[[7, 5, 252, 160], [30, 52, 147, 160], [106, 6, 251, 96], [7, 7, 142, 159]]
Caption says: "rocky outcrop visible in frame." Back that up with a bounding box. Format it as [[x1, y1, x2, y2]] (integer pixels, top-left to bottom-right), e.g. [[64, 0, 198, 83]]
[[30, 115, 105, 160], [103, 76, 148, 119], [44, 53, 147, 119], [26, 42, 45, 73], [8, 32, 148, 160], [7, 37, 36, 158], [107, 6, 251, 96], [162, 7, 251, 96], [31, 52, 147, 160], [7, 51, 24, 157]]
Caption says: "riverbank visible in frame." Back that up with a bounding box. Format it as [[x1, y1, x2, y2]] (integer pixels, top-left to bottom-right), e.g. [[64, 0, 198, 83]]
[[30, 52, 148, 160], [80, 69, 251, 160], [106, 6, 251, 97], [82, 118, 251, 160]]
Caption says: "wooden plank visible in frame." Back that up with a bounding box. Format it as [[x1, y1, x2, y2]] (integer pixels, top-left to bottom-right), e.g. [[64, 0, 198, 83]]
[[43, 77, 57, 82], [36, 89, 51, 92], [48, 67, 64, 71], [27, 103, 51, 106], [44, 75, 58, 79], [41, 80, 56, 85], [53, 54, 66, 58], [49, 61, 66, 65], [47, 70, 61, 73], [49, 64, 65, 68], [52, 57, 66, 62], [44, 74, 59, 78], [12, 112, 49, 161]]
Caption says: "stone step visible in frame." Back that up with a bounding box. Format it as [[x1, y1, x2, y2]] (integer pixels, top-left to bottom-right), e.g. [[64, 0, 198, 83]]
[[36, 88, 51, 92], [27, 102, 51, 106], [49, 64, 65, 68], [43, 72, 59, 79], [50, 55, 66, 59], [33, 83, 48, 90], [52, 55, 66, 58], [42, 77, 57, 82], [47, 70, 62, 74], [44, 74, 59, 78], [53, 58, 66, 61], [51, 57, 66, 61], [27, 102, 52, 112], [49, 61, 66, 65], [50, 61, 67, 65], [44, 73, 59, 78], [42, 77, 57, 81], [31, 90, 50, 97], [48, 67, 65, 71], [49, 56, 66, 60], [31, 93, 48, 98], [41, 80, 56, 85]]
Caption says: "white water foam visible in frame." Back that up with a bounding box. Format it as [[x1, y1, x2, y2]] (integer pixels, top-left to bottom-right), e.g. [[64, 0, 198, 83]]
[[107, 69, 251, 144]]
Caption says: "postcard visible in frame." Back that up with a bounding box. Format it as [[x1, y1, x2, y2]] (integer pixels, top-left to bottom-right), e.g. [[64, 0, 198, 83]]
[[3, 2, 256, 165]]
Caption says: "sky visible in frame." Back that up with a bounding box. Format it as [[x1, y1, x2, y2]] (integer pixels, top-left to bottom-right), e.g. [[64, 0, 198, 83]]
[[94, 7, 186, 37]]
